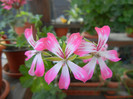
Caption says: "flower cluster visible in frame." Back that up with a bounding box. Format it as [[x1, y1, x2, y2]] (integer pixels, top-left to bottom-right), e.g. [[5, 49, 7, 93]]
[[25, 25, 120, 89], [0, 0, 27, 10]]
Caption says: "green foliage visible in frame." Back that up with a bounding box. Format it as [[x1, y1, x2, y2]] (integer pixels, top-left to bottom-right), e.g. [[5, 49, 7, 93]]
[[32, 87, 66, 99], [66, 4, 83, 23], [70, 0, 133, 34], [16, 34, 28, 48], [19, 65, 66, 99], [38, 26, 54, 38]]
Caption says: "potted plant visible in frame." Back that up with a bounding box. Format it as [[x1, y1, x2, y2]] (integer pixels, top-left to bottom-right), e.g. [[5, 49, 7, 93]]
[[17, 25, 121, 99], [14, 11, 43, 37], [0, 30, 28, 78]]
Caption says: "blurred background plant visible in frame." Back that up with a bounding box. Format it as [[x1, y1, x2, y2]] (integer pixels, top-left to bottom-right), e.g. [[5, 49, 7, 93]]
[[66, 4, 83, 24], [69, 0, 133, 35]]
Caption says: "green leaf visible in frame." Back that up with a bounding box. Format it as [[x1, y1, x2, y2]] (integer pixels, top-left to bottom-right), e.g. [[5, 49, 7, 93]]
[[19, 65, 28, 75], [20, 75, 34, 88], [25, 56, 35, 68], [31, 77, 50, 92]]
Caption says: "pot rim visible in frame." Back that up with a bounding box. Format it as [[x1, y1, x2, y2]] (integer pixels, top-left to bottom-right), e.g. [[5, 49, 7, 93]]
[[2, 47, 28, 52]]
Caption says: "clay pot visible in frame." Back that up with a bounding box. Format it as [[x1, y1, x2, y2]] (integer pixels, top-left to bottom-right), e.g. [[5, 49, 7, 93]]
[[0, 79, 10, 99], [3, 47, 26, 75], [81, 32, 98, 39], [54, 27, 68, 37], [14, 22, 36, 38], [0, 45, 6, 90], [127, 33, 133, 38]]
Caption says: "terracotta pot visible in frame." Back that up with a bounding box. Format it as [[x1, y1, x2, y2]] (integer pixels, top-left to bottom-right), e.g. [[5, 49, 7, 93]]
[[0, 45, 6, 90], [14, 22, 36, 37], [123, 70, 133, 87], [70, 81, 104, 87], [3, 47, 26, 74], [81, 32, 98, 39], [127, 33, 133, 38], [54, 27, 68, 37], [0, 79, 10, 99], [104, 94, 133, 99]]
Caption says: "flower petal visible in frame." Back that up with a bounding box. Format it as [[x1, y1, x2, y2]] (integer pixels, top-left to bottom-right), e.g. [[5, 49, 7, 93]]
[[34, 53, 45, 77], [83, 57, 97, 80], [65, 33, 82, 58], [24, 27, 36, 48], [34, 38, 47, 51], [45, 33, 64, 58], [95, 26, 110, 51], [59, 63, 70, 89], [74, 40, 96, 56], [28, 55, 38, 76], [98, 57, 112, 80], [100, 50, 121, 62], [25, 50, 36, 61], [44, 61, 63, 85], [67, 60, 87, 82]]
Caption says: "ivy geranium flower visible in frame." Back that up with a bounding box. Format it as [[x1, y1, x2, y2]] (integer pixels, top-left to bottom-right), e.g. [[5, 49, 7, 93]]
[[75, 26, 121, 80], [24, 27, 47, 77], [44, 33, 88, 89]]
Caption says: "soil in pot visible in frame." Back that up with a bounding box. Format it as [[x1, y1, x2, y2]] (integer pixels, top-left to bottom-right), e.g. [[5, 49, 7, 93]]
[[3, 46, 27, 73]]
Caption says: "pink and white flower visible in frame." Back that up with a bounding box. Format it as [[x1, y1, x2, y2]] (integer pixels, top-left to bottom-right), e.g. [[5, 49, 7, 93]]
[[0, 0, 27, 10], [24, 27, 47, 77], [75, 26, 121, 80], [44, 33, 88, 89]]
